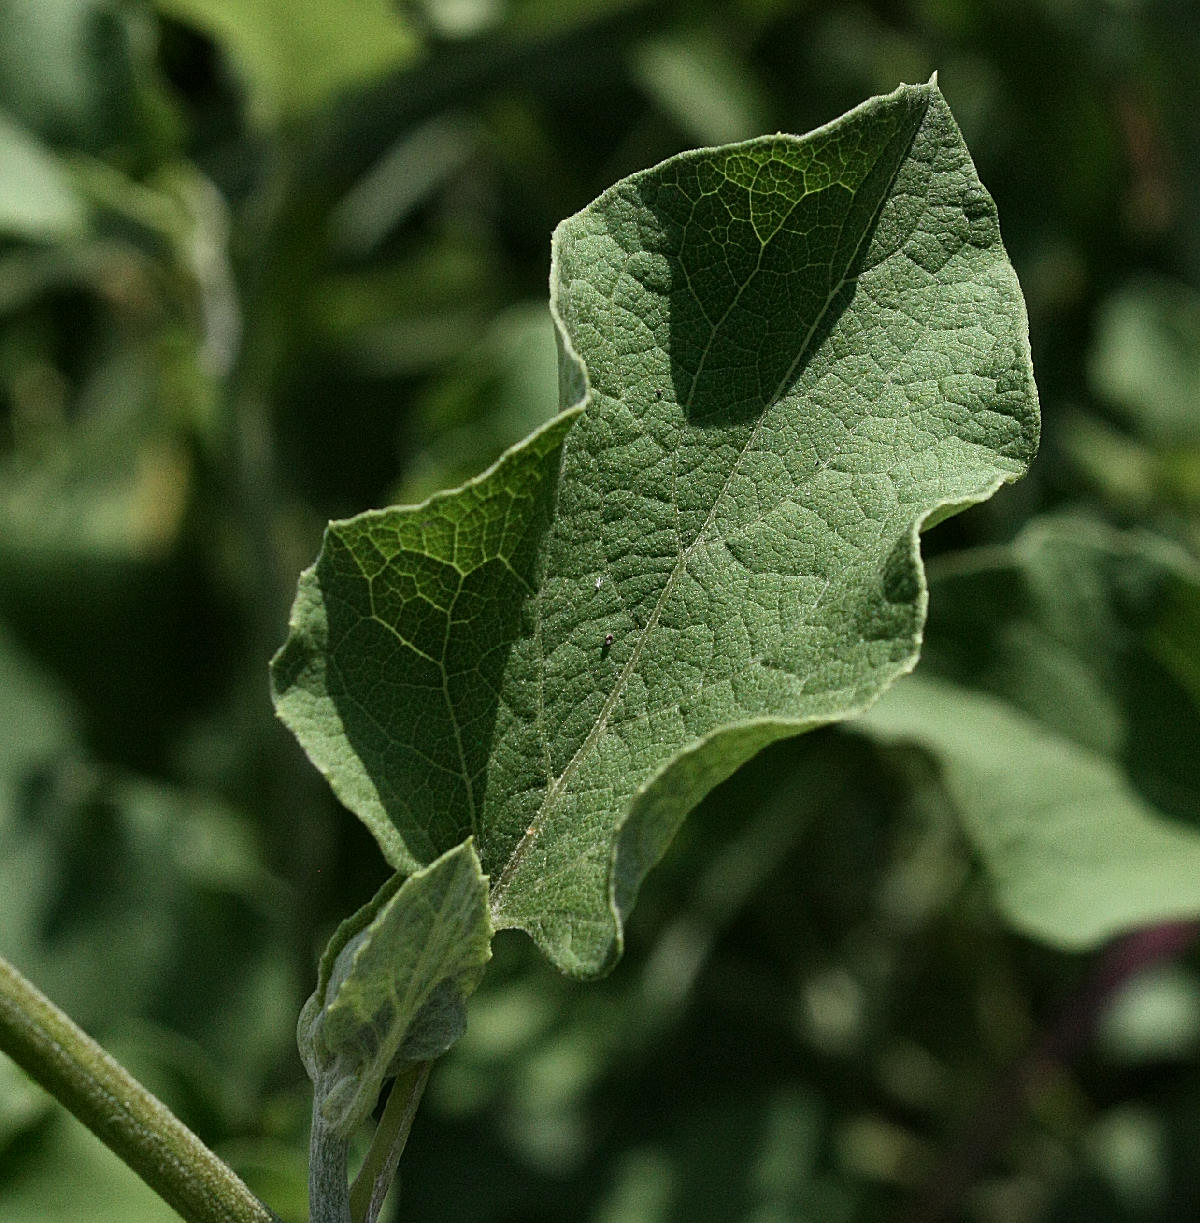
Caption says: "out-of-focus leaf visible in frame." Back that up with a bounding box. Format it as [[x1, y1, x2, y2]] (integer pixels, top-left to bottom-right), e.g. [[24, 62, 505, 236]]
[[860, 517, 1200, 947], [0, 1108, 181, 1223], [0, 111, 86, 240], [316, 240, 501, 377], [0, 1057, 50, 1153], [0, 0, 177, 155], [0, 625, 77, 777], [413, 0, 504, 40], [1082, 1106, 1170, 1216], [0, 343, 193, 562], [0, 624, 292, 1084], [395, 300, 560, 504], [0, 628, 82, 1029], [273, 80, 1038, 979], [152, 0, 420, 124], [0, 628, 291, 1155], [1089, 277, 1200, 446], [630, 32, 769, 146], [2, 760, 287, 1034], [218, 1132, 310, 1223], [328, 113, 479, 259], [1061, 411, 1200, 526], [502, 0, 654, 38], [1096, 965, 1200, 1063], [590, 1087, 855, 1223]]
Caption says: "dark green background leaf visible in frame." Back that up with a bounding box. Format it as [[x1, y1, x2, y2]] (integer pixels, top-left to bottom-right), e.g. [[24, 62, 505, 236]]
[[860, 517, 1200, 947]]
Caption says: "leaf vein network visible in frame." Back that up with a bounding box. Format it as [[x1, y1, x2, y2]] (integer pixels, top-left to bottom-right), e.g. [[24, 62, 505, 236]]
[[495, 126, 921, 907]]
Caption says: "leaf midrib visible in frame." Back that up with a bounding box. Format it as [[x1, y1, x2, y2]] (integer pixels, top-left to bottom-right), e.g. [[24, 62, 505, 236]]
[[489, 97, 929, 917]]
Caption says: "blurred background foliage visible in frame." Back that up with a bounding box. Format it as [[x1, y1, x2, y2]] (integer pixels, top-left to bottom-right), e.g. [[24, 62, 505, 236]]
[[1, 1, 1199, 1220]]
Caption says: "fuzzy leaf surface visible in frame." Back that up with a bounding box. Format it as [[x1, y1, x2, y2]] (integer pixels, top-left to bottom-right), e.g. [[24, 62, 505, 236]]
[[298, 840, 491, 1138], [860, 518, 1200, 947], [272, 80, 1039, 976]]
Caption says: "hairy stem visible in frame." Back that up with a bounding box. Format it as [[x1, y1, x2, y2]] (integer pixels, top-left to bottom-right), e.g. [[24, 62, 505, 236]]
[[0, 954, 279, 1223], [349, 1062, 433, 1223], [309, 1100, 352, 1223]]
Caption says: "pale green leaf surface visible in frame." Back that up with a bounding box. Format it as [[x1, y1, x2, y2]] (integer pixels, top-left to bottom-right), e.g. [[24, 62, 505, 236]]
[[0, 1109, 180, 1223], [1089, 277, 1200, 445], [0, 111, 86, 241], [298, 840, 491, 1137], [152, 0, 418, 124], [630, 33, 769, 146], [860, 518, 1200, 947], [273, 407, 582, 874], [273, 80, 1038, 976]]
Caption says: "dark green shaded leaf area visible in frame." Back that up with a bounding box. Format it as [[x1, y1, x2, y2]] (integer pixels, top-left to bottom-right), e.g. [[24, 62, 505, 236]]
[[861, 517, 1200, 947], [271, 79, 1038, 982]]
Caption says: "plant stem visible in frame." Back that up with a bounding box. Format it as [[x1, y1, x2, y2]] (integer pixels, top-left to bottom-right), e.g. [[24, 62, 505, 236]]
[[0, 953, 280, 1223], [349, 1062, 432, 1223], [309, 1100, 352, 1223], [903, 919, 1200, 1223]]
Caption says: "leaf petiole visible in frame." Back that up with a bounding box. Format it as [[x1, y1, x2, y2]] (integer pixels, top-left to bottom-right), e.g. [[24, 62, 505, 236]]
[[349, 1061, 433, 1223]]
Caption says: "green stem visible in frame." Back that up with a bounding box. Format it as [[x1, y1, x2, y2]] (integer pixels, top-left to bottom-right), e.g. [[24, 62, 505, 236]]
[[0, 954, 279, 1223], [349, 1062, 432, 1223], [309, 1100, 352, 1223]]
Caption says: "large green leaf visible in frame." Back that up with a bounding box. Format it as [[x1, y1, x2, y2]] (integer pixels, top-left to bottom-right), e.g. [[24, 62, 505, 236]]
[[272, 79, 1039, 978], [860, 517, 1200, 947]]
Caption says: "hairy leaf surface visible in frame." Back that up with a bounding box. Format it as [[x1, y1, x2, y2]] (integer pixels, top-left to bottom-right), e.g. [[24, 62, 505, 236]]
[[298, 841, 491, 1137], [273, 80, 1039, 976]]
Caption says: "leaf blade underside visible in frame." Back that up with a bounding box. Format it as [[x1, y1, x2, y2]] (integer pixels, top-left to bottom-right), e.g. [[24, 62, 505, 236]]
[[272, 79, 1039, 977]]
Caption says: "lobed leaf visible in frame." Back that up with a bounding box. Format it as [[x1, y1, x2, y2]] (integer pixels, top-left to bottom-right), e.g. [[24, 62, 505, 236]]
[[273, 79, 1039, 977]]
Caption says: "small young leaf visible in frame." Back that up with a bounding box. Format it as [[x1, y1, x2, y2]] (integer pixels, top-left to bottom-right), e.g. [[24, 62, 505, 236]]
[[273, 79, 1039, 977], [298, 841, 491, 1139], [860, 517, 1200, 947]]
